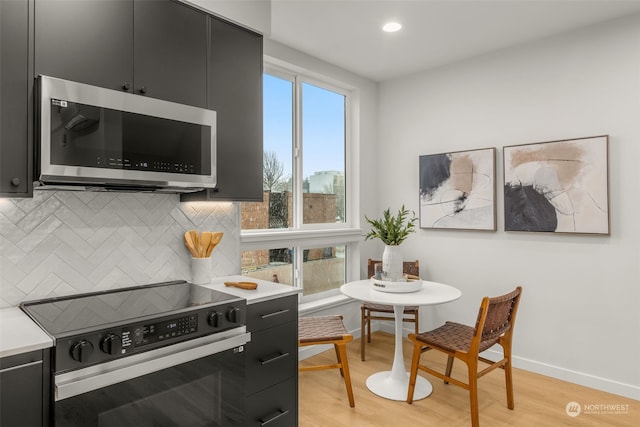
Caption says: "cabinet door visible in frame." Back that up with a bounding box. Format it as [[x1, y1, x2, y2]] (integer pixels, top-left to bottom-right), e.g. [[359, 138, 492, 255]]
[[0, 352, 45, 427], [246, 378, 297, 427], [181, 17, 263, 202], [133, 0, 207, 107], [0, 0, 32, 196], [34, 0, 133, 91], [246, 321, 298, 395]]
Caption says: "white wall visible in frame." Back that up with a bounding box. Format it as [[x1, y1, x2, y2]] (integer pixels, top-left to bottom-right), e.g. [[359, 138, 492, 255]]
[[377, 14, 640, 399]]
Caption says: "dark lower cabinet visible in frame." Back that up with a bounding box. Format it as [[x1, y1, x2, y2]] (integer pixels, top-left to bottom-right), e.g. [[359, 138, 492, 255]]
[[246, 378, 297, 427], [0, 0, 32, 196], [245, 295, 298, 427], [0, 350, 50, 427]]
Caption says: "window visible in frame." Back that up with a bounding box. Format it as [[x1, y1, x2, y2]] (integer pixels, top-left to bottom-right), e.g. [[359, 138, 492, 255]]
[[240, 64, 359, 301]]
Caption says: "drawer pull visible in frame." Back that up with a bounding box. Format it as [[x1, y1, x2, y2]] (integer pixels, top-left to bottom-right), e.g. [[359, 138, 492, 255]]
[[260, 409, 289, 426], [260, 352, 290, 365], [260, 309, 290, 319]]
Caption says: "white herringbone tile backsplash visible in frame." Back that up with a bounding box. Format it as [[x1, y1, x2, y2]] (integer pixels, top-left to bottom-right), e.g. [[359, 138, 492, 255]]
[[0, 191, 240, 307]]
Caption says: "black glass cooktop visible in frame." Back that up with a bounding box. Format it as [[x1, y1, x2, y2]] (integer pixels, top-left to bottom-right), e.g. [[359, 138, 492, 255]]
[[20, 281, 239, 337]]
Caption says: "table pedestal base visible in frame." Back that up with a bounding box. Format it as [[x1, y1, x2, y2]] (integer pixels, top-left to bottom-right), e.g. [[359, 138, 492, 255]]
[[365, 371, 432, 401]]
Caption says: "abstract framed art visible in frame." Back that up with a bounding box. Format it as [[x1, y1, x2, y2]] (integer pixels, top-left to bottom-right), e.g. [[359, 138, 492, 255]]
[[419, 147, 496, 230], [503, 135, 609, 234]]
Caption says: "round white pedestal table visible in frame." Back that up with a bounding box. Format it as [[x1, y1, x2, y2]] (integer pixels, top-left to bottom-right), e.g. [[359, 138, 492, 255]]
[[340, 279, 462, 401]]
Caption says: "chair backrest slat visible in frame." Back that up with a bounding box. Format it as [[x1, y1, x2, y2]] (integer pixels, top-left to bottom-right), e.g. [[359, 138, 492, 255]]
[[473, 287, 522, 350]]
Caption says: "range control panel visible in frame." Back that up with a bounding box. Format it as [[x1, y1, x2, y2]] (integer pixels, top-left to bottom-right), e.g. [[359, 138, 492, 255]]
[[54, 301, 246, 374]]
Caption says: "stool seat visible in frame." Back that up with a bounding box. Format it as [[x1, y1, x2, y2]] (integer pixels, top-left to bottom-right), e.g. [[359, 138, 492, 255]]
[[298, 315, 355, 407], [299, 315, 350, 343]]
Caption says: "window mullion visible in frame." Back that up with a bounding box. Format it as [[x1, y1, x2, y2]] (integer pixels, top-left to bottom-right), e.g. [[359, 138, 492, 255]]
[[293, 76, 303, 288], [293, 75, 303, 231]]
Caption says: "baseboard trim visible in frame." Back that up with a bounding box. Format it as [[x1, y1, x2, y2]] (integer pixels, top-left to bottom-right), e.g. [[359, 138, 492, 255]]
[[483, 348, 640, 401]]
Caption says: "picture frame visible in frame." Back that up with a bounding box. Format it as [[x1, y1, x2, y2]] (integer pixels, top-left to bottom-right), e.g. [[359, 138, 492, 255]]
[[503, 135, 609, 234], [419, 147, 496, 231]]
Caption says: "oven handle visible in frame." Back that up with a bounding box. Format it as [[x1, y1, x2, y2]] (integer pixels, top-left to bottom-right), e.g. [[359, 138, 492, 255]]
[[55, 331, 250, 401]]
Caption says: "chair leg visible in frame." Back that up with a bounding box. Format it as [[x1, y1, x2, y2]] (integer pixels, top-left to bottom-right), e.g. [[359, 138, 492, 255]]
[[336, 342, 355, 407], [505, 354, 515, 410], [468, 362, 480, 427], [360, 306, 366, 361], [367, 309, 372, 343], [406, 339, 422, 404], [414, 310, 419, 335], [444, 355, 454, 384], [334, 343, 345, 378]]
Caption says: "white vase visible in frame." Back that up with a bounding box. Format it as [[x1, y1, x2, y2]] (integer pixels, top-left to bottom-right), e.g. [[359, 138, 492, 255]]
[[382, 244, 403, 281]]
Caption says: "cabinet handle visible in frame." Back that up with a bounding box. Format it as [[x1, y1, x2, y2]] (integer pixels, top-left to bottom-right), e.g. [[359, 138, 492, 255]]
[[260, 409, 289, 426], [10, 177, 21, 186], [260, 309, 289, 319], [139, 86, 147, 94], [0, 360, 42, 374], [259, 352, 289, 365], [121, 83, 130, 91]]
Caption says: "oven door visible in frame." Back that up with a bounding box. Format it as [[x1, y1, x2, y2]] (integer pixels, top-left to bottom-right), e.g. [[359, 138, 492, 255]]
[[54, 331, 249, 427]]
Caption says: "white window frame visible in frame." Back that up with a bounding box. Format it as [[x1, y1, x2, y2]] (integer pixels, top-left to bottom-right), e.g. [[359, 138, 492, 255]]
[[240, 60, 361, 302]]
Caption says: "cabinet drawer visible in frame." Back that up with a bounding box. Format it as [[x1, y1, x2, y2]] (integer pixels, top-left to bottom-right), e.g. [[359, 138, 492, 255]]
[[246, 378, 297, 427], [247, 295, 297, 332], [246, 321, 297, 395]]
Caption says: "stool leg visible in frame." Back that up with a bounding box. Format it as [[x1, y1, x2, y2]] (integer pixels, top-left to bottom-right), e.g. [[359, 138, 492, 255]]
[[334, 343, 345, 377], [336, 342, 355, 407]]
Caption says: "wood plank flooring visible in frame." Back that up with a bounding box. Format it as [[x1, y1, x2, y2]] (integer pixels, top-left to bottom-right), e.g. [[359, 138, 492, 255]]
[[299, 332, 639, 427]]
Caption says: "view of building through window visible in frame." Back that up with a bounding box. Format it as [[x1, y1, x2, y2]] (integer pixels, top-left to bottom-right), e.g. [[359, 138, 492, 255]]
[[241, 72, 348, 297]]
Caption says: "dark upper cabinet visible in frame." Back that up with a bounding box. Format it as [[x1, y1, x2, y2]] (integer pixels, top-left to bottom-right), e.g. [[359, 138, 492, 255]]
[[133, 0, 207, 107], [1, 0, 32, 196], [34, 0, 207, 108], [34, 0, 133, 92], [3, 0, 261, 200], [181, 17, 263, 202]]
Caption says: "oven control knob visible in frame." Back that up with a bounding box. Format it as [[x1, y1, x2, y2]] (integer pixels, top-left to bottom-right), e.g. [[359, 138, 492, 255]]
[[70, 339, 94, 363], [226, 307, 241, 323], [207, 311, 221, 327], [100, 333, 122, 355]]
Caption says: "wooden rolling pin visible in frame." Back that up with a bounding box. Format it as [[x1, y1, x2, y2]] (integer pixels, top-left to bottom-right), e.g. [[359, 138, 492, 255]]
[[224, 281, 258, 290]]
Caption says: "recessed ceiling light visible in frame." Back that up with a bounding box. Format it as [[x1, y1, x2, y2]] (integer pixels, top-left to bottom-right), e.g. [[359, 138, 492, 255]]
[[382, 22, 402, 33]]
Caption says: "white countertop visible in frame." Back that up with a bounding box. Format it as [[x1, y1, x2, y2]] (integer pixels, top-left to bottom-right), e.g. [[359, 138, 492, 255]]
[[203, 275, 301, 304], [0, 307, 53, 358]]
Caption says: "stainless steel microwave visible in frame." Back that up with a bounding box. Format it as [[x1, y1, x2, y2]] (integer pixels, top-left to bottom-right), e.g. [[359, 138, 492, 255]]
[[36, 75, 216, 192]]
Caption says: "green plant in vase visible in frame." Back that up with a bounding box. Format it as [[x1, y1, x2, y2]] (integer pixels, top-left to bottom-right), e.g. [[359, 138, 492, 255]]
[[364, 205, 417, 280]]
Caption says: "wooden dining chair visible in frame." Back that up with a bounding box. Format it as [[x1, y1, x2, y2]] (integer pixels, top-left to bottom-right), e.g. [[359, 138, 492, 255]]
[[298, 315, 355, 407], [406, 286, 523, 427], [361, 259, 420, 361]]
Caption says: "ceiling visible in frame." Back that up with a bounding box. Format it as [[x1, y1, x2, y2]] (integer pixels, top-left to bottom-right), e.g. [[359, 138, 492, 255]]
[[269, 0, 640, 82]]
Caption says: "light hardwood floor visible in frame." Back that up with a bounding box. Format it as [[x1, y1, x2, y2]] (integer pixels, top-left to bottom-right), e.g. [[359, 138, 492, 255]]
[[299, 332, 639, 427]]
